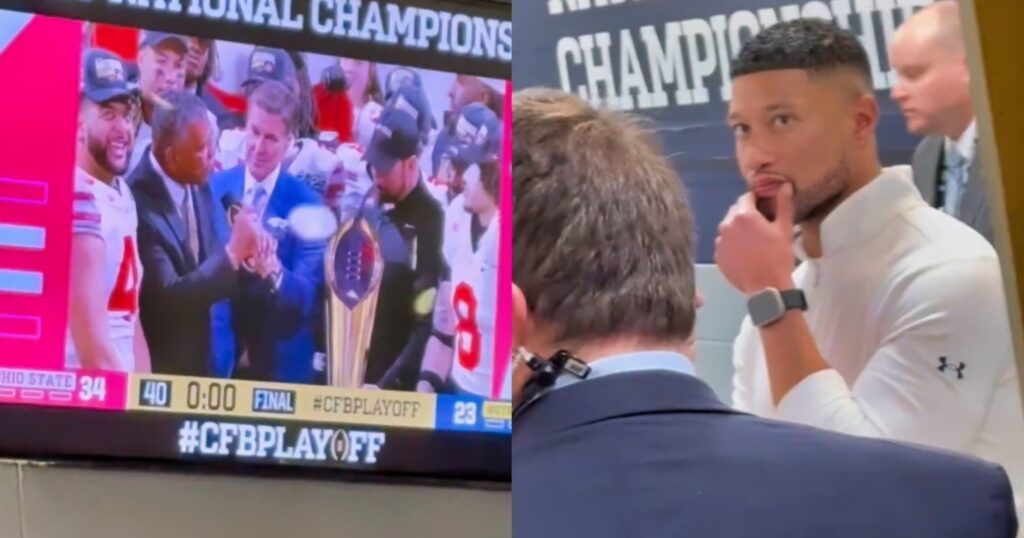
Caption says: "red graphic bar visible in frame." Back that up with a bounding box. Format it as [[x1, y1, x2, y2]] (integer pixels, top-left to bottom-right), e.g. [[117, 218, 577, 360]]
[[0, 15, 82, 369], [0, 177, 48, 205], [0, 314, 41, 340], [492, 81, 513, 400]]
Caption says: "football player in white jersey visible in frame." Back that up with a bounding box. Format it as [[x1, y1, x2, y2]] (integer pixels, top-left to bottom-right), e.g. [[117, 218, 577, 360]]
[[450, 162, 503, 398], [67, 49, 150, 373], [417, 104, 507, 399]]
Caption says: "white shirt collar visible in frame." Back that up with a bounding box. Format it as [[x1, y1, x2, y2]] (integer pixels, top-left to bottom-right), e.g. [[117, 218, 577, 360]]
[[149, 151, 188, 213], [551, 351, 696, 392], [796, 165, 921, 260], [244, 164, 282, 206], [945, 118, 977, 164], [75, 166, 125, 196]]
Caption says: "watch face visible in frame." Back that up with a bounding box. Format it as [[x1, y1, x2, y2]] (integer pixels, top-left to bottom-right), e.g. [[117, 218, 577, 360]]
[[749, 289, 785, 327]]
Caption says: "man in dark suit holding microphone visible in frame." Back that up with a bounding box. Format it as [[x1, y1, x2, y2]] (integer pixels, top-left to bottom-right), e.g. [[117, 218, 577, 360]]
[[130, 91, 262, 377], [510, 87, 1017, 537]]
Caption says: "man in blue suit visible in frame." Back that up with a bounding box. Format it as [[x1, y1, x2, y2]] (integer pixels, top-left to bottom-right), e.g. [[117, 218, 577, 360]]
[[509, 87, 1017, 537], [210, 80, 325, 384]]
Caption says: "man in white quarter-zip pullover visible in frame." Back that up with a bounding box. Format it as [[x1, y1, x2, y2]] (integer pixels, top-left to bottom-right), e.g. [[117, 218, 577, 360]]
[[717, 19, 1024, 520]]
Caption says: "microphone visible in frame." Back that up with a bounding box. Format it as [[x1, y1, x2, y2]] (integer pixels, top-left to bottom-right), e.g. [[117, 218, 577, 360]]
[[221, 192, 243, 225], [512, 349, 591, 420]]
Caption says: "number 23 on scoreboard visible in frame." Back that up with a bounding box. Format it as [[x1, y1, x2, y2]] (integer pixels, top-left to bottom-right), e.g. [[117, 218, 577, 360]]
[[453, 400, 478, 426]]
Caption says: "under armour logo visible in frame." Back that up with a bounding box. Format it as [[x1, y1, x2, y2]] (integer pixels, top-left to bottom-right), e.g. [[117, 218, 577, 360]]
[[938, 357, 966, 380]]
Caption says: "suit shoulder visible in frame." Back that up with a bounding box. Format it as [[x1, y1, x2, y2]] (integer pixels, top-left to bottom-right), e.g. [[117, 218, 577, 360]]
[[517, 410, 1016, 536], [912, 135, 943, 164], [209, 165, 244, 185], [278, 172, 320, 203], [742, 413, 1012, 498], [208, 166, 244, 198], [125, 171, 161, 209]]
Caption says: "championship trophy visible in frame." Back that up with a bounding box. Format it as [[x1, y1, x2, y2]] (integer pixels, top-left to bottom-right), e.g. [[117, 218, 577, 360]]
[[324, 200, 384, 388]]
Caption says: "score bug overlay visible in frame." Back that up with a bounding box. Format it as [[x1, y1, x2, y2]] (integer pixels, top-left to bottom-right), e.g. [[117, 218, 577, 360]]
[[131, 374, 510, 434], [0, 367, 126, 410], [130, 374, 436, 429]]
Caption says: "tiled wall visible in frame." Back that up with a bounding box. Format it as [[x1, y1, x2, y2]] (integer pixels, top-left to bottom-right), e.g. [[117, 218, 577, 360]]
[[0, 461, 509, 538], [693, 264, 748, 406]]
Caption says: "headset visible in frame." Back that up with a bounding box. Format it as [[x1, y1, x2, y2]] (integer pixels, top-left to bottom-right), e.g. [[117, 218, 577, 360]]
[[512, 348, 592, 419]]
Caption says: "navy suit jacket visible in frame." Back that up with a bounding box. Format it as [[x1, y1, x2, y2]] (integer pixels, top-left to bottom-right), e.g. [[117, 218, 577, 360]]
[[209, 165, 326, 383], [128, 152, 237, 377], [513, 370, 1018, 538]]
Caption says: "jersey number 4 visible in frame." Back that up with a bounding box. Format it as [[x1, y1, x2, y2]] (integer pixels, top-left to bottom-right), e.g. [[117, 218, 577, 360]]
[[453, 282, 481, 371], [107, 236, 139, 314]]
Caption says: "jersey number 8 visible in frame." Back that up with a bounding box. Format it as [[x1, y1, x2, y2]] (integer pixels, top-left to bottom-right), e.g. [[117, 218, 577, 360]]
[[453, 282, 481, 371]]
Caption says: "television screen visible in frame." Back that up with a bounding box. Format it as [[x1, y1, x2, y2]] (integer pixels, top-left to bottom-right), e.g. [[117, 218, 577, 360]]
[[0, 0, 511, 483]]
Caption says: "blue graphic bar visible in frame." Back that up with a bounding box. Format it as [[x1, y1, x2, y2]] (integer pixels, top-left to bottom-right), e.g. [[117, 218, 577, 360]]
[[435, 394, 511, 435], [0, 269, 43, 295], [0, 223, 45, 250]]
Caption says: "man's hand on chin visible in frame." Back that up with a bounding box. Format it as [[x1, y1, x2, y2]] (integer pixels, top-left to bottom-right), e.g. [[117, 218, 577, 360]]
[[715, 182, 798, 295]]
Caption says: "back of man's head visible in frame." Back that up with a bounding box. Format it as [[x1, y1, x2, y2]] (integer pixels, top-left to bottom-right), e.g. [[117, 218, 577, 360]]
[[512, 88, 696, 348]]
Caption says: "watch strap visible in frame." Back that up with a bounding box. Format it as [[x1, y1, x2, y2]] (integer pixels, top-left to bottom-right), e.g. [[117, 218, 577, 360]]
[[780, 289, 807, 311]]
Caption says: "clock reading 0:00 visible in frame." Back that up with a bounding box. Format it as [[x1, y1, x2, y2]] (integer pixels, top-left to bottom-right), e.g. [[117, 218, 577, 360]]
[[186, 381, 237, 412]]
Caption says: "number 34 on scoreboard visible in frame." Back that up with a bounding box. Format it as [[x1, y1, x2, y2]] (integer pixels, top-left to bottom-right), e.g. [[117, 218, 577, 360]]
[[78, 375, 107, 402], [73, 372, 127, 410]]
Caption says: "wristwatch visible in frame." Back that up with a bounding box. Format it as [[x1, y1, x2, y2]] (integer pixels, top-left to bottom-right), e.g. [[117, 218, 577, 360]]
[[748, 288, 807, 327]]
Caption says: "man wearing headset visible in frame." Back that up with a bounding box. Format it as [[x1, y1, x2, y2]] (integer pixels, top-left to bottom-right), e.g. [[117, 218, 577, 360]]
[[509, 87, 1016, 538]]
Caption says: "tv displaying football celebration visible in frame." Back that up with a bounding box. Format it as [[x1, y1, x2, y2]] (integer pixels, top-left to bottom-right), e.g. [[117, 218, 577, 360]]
[[0, 0, 510, 482]]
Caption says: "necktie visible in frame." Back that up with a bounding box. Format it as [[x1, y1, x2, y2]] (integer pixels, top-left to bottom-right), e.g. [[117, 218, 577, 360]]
[[251, 183, 268, 219], [182, 186, 200, 262], [942, 144, 967, 216]]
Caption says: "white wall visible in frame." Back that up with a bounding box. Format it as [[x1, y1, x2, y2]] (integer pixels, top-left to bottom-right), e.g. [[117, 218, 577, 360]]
[[0, 460, 509, 538]]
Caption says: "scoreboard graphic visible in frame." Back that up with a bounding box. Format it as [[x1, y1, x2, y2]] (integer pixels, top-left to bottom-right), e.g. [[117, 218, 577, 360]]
[[129, 374, 510, 434], [0, 3, 511, 482], [0, 13, 80, 371]]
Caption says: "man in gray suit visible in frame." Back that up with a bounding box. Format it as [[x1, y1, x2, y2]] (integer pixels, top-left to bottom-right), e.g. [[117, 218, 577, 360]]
[[890, 0, 992, 244]]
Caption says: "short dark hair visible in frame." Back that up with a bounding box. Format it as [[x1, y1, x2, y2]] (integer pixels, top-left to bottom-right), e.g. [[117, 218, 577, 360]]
[[732, 19, 872, 87], [248, 79, 300, 136], [513, 88, 696, 346], [151, 90, 210, 155]]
